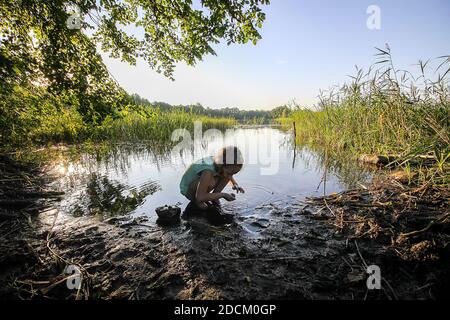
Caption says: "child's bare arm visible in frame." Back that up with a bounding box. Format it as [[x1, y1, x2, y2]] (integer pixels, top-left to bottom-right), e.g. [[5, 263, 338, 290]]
[[230, 176, 245, 193], [196, 171, 235, 203]]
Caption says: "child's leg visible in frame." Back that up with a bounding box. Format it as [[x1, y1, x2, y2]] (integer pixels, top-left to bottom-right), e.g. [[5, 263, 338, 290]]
[[185, 176, 218, 209], [199, 176, 230, 208]]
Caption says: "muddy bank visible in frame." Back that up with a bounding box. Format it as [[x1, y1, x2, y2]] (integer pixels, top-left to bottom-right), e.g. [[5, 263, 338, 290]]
[[0, 156, 449, 299]]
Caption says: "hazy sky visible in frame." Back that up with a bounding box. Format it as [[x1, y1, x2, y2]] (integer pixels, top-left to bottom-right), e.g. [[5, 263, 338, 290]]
[[101, 0, 450, 110]]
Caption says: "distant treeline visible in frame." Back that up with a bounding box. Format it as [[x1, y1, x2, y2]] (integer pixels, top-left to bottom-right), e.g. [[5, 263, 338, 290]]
[[131, 94, 292, 124]]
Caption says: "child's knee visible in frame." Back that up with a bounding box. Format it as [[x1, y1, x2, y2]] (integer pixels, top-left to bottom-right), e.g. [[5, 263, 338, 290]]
[[195, 200, 208, 209]]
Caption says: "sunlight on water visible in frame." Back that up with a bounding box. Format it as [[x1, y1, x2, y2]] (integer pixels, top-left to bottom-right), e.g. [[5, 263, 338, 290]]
[[52, 126, 372, 222]]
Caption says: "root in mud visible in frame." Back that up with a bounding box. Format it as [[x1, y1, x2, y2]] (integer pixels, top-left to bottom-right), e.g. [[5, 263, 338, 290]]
[[1, 154, 449, 300], [302, 175, 449, 299], [305, 176, 449, 261]]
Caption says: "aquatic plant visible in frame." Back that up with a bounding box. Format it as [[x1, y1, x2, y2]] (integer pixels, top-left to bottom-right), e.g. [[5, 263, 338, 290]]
[[284, 46, 449, 185]]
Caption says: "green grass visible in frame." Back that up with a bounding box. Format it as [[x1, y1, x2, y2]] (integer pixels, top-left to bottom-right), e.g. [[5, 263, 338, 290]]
[[283, 47, 450, 185], [94, 107, 236, 142], [0, 82, 236, 148], [7, 98, 235, 146]]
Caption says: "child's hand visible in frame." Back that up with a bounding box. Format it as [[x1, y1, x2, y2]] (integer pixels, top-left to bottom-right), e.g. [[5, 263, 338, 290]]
[[232, 185, 245, 193], [211, 199, 222, 208], [222, 193, 236, 201]]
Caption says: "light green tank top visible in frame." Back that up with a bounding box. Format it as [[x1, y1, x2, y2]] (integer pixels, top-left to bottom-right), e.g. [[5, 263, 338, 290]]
[[179, 156, 218, 195]]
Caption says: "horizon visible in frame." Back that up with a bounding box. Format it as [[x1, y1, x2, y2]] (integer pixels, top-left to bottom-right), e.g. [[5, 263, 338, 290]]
[[101, 0, 450, 110]]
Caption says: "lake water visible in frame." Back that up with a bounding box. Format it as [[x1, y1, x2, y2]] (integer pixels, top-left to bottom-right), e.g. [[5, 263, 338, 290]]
[[52, 126, 372, 225]]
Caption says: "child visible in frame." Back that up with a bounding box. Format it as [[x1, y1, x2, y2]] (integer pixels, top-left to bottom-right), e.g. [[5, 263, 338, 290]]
[[180, 146, 245, 214]]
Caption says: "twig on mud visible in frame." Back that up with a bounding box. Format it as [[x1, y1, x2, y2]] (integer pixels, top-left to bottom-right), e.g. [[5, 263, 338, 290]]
[[354, 240, 368, 269], [389, 179, 406, 190], [356, 181, 369, 190], [45, 208, 92, 299], [342, 202, 390, 208], [399, 212, 450, 239], [414, 283, 434, 292], [323, 199, 335, 217], [24, 239, 46, 265], [341, 256, 354, 272], [0, 178, 33, 182], [382, 278, 399, 300], [0, 226, 21, 240], [40, 275, 76, 295], [204, 255, 308, 263], [355, 241, 398, 300], [334, 172, 368, 190]]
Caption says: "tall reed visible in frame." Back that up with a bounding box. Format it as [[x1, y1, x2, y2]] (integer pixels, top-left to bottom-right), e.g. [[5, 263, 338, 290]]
[[286, 46, 449, 164], [94, 107, 236, 143]]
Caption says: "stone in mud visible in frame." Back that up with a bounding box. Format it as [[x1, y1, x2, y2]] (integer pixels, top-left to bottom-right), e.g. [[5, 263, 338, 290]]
[[104, 217, 120, 225], [359, 154, 397, 166], [250, 219, 270, 229], [389, 170, 415, 184], [133, 216, 149, 224], [300, 205, 314, 215], [269, 208, 283, 215], [309, 213, 329, 221], [84, 225, 99, 235], [156, 205, 181, 225], [346, 270, 365, 283]]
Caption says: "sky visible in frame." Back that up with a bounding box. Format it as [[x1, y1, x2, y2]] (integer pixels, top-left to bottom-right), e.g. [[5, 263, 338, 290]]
[[100, 0, 450, 110]]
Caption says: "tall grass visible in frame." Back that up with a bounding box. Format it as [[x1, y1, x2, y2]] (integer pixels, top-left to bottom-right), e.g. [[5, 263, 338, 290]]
[[285, 47, 449, 170], [19, 103, 235, 146], [96, 107, 236, 142]]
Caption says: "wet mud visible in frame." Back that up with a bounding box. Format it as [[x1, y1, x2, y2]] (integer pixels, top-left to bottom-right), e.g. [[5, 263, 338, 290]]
[[1, 156, 448, 300]]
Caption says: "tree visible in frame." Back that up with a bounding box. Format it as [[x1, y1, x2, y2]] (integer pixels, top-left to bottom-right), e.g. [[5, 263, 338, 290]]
[[0, 0, 269, 127], [271, 105, 291, 118]]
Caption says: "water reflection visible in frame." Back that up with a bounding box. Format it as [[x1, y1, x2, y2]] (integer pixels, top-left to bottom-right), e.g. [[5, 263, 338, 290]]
[[68, 173, 160, 217], [52, 126, 373, 221]]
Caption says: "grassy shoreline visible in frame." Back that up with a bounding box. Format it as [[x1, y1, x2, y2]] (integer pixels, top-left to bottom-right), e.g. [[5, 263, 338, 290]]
[[281, 50, 449, 186], [2, 103, 236, 150]]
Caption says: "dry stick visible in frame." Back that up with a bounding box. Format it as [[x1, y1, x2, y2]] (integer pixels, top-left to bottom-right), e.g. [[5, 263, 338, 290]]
[[24, 205, 55, 213], [41, 275, 76, 295], [400, 212, 450, 238], [354, 240, 368, 269], [16, 280, 50, 285], [357, 181, 369, 190], [355, 240, 398, 300], [412, 181, 430, 195], [355, 240, 386, 300], [382, 278, 399, 300], [342, 202, 388, 208], [390, 179, 406, 190], [318, 149, 337, 217], [45, 209, 91, 299], [24, 239, 46, 265], [414, 283, 434, 292], [292, 122, 297, 169], [323, 149, 328, 196], [0, 226, 20, 240], [333, 172, 368, 190], [341, 256, 355, 272], [323, 198, 335, 217], [204, 255, 307, 263]]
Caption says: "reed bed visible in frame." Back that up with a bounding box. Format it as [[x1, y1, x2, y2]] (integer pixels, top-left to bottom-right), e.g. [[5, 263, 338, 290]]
[[95, 108, 236, 142], [24, 106, 235, 145], [284, 47, 450, 184]]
